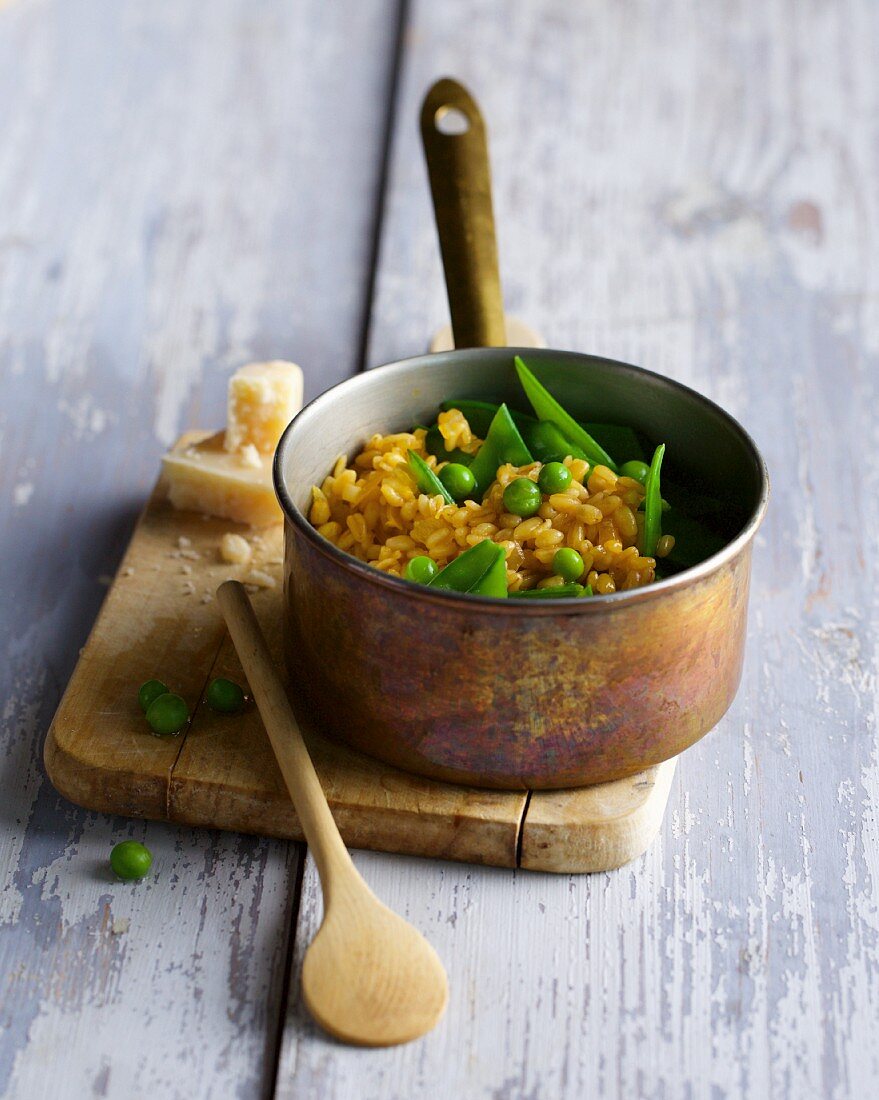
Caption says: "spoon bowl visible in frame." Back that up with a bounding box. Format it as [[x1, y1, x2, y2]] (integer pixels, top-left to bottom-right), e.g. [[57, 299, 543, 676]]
[[302, 883, 448, 1046]]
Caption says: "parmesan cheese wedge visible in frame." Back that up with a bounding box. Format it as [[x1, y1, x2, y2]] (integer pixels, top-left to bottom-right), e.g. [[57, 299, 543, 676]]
[[162, 358, 303, 527], [162, 431, 282, 527], [225, 360, 303, 454]]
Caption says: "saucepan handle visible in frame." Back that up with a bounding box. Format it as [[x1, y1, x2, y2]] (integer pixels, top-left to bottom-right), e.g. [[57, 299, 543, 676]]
[[420, 78, 506, 350]]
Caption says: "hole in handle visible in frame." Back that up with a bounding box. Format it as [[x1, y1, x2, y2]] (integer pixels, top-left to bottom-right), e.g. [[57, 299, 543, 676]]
[[434, 105, 470, 136]]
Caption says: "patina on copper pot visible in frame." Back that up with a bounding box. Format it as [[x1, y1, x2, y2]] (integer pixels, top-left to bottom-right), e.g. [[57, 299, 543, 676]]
[[274, 348, 768, 790]]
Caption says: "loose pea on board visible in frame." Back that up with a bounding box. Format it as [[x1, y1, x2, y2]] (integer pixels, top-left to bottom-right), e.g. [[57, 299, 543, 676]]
[[138, 679, 168, 713], [206, 677, 245, 714], [145, 692, 189, 736]]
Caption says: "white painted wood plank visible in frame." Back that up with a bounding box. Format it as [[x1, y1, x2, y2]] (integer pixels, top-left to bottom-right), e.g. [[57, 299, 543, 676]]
[[277, 1, 879, 1097], [0, 1, 397, 1096]]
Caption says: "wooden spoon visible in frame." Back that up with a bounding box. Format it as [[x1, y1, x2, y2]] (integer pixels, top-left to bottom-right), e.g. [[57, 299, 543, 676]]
[[217, 580, 448, 1046]]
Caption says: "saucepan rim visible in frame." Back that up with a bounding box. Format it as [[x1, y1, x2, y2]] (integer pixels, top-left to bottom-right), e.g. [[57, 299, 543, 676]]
[[274, 347, 770, 614]]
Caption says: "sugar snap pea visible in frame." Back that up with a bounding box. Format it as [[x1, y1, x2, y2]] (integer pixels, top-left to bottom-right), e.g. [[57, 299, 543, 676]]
[[468, 545, 508, 597], [510, 583, 594, 599], [407, 449, 455, 505], [514, 356, 618, 472], [428, 539, 507, 596], [523, 420, 588, 464], [641, 443, 666, 557], [468, 403, 533, 499]]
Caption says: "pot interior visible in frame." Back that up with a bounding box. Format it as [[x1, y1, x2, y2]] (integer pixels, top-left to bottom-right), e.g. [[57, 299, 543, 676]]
[[277, 348, 765, 564]]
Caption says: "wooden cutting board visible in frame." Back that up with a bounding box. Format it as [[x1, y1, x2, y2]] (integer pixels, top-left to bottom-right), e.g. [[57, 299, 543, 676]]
[[44, 438, 676, 873]]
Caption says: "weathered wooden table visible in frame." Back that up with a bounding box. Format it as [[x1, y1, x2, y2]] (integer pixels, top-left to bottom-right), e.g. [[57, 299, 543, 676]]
[[2, 2, 877, 1097]]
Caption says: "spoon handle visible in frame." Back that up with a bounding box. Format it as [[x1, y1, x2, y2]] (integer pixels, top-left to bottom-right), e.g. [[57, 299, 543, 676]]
[[420, 77, 506, 349], [217, 580, 354, 893]]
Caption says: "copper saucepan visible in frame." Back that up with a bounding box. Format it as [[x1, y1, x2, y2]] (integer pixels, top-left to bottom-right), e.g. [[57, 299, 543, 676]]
[[274, 79, 769, 790]]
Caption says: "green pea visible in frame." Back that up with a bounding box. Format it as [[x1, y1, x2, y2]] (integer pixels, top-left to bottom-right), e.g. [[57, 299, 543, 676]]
[[537, 462, 572, 495], [502, 478, 542, 518], [404, 555, 439, 584], [620, 459, 650, 484], [552, 547, 585, 582], [206, 677, 245, 714], [145, 692, 189, 736], [438, 462, 476, 503], [110, 840, 153, 881], [138, 679, 168, 713]]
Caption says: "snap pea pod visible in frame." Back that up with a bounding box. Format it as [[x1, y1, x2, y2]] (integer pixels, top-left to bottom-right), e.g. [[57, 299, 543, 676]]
[[637, 496, 672, 513], [510, 583, 594, 598], [523, 419, 588, 464], [469, 544, 508, 597], [641, 443, 666, 557], [428, 539, 507, 597], [468, 403, 533, 499], [407, 449, 455, 505], [513, 356, 618, 472]]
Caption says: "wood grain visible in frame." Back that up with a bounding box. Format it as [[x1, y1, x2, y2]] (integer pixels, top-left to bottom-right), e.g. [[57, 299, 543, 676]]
[[277, 1, 879, 1097], [0, 1, 399, 1097], [521, 759, 677, 873]]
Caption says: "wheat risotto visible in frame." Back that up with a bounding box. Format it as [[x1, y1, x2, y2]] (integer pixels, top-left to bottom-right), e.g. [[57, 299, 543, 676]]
[[308, 357, 677, 599]]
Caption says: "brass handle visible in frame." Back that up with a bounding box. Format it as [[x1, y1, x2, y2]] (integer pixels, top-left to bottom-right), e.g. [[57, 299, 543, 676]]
[[420, 78, 506, 349]]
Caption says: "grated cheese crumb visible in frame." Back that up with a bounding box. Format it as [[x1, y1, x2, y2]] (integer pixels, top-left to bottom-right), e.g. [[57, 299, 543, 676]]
[[246, 569, 276, 589], [220, 532, 252, 566], [238, 443, 262, 469]]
